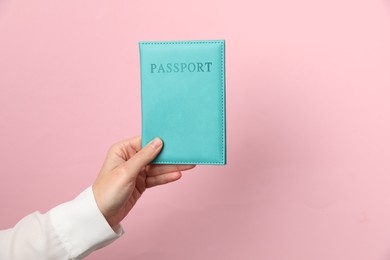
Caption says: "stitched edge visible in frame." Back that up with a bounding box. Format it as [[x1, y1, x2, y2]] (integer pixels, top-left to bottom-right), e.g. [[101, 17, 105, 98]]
[[139, 40, 223, 45], [140, 40, 226, 165], [151, 162, 225, 165]]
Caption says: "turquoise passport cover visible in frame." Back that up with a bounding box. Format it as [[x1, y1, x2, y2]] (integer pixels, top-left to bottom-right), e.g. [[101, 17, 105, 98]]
[[139, 40, 226, 165]]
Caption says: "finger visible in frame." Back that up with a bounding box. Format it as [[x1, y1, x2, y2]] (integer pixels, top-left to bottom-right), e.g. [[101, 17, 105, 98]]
[[146, 171, 182, 188], [123, 137, 163, 175], [146, 164, 196, 177], [108, 135, 142, 159], [101, 136, 143, 172]]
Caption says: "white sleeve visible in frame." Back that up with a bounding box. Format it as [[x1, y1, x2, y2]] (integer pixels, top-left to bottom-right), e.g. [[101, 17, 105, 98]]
[[0, 186, 124, 260]]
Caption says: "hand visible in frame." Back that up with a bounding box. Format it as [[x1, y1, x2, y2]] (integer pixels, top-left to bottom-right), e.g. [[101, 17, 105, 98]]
[[92, 135, 195, 228]]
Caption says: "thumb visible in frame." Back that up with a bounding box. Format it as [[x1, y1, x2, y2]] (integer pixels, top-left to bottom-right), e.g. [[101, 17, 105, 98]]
[[123, 137, 163, 176]]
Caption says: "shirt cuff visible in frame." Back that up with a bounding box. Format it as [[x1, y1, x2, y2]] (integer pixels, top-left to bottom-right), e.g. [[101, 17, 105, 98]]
[[48, 186, 124, 259]]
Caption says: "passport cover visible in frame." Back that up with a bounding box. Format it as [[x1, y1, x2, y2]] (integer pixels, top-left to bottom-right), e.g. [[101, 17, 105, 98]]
[[139, 40, 226, 165]]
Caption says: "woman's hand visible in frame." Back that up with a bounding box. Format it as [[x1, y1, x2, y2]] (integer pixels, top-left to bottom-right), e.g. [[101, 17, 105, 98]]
[[92, 136, 195, 228]]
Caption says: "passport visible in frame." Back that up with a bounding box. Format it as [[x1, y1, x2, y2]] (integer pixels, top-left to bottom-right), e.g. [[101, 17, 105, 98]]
[[139, 40, 226, 165]]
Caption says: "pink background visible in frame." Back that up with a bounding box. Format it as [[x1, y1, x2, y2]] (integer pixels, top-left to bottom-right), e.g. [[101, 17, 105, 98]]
[[1, 0, 390, 259]]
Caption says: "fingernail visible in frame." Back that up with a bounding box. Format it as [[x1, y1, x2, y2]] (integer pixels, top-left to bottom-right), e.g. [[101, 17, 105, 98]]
[[150, 137, 163, 149]]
